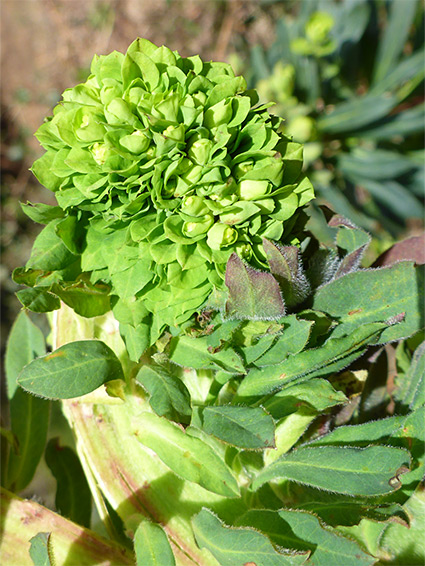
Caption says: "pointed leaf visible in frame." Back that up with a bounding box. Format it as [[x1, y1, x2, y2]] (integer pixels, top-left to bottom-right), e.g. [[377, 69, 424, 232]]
[[252, 445, 411, 496], [26, 221, 77, 271], [16, 287, 61, 313], [134, 520, 176, 566], [395, 341, 425, 410], [313, 262, 424, 343], [238, 322, 387, 396], [263, 240, 310, 307], [201, 405, 275, 449], [45, 439, 91, 527], [168, 334, 245, 374], [136, 363, 191, 421], [133, 412, 240, 498], [192, 508, 305, 566], [225, 253, 285, 320], [237, 509, 375, 566], [51, 281, 111, 318], [17, 340, 124, 400]]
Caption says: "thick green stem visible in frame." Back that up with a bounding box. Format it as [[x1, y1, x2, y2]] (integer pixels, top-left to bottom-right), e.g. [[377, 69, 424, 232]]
[[55, 305, 220, 566]]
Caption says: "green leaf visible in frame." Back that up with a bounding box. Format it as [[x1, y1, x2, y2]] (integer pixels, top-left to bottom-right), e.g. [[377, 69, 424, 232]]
[[51, 281, 111, 318], [168, 334, 245, 374], [192, 508, 304, 566], [237, 509, 375, 566], [16, 287, 60, 313], [225, 253, 286, 320], [6, 387, 50, 492], [252, 445, 411, 496], [29, 532, 54, 566], [4, 312, 49, 492], [17, 340, 124, 400], [339, 149, 416, 181], [136, 363, 191, 422], [21, 202, 64, 224], [297, 501, 410, 528], [26, 221, 77, 271], [45, 439, 91, 528], [317, 95, 397, 134], [313, 262, 424, 344], [373, 0, 418, 83], [133, 412, 239, 497], [394, 341, 425, 411], [120, 322, 150, 362], [134, 520, 176, 566], [200, 405, 275, 449], [254, 316, 313, 367], [5, 312, 45, 399], [263, 378, 347, 419], [238, 322, 387, 397]]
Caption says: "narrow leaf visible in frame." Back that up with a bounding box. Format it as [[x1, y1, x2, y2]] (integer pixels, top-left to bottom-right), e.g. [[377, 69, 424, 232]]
[[201, 405, 275, 449], [225, 253, 286, 320], [192, 508, 305, 566], [252, 445, 411, 496], [134, 520, 176, 566], [237, 509, 375, 566], [133, 412, 240, 497], [395, 341, 425, 410], [238, 322, 387, 396], [17, 340, 124, 400], [45, 439, 91, 527]]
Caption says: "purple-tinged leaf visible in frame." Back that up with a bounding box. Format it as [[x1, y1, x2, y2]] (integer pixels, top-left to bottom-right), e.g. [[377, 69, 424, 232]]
[[263, 239, 310, 307], [225, 253, 285, 320]]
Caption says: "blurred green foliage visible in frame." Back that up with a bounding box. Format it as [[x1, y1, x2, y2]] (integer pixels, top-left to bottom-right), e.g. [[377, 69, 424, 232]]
[[248, 0, 424, 240]]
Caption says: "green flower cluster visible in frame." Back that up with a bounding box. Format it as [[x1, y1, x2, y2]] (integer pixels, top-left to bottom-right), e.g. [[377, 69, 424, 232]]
[[30, 38, 313, 346]]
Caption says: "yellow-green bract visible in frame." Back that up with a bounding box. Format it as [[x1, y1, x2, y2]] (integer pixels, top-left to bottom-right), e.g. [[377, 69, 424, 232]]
[[28, 38, 313, 351]]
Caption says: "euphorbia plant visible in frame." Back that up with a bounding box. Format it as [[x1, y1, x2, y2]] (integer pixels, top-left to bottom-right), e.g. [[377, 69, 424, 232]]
[[1, 39, 424, 566]]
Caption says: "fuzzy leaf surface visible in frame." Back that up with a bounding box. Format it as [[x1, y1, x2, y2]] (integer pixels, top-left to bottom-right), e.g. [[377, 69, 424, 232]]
[[201, 405, 275, 449], [252, 445, 411, 496], [238, 322, 387, 396], [17, 340, 124, 399], [225, 253, 286, 319], [133, 412, 239, 497], [313, 262, 424, 343], [192, 508, 305, 566], [237, 509, 375, 566]]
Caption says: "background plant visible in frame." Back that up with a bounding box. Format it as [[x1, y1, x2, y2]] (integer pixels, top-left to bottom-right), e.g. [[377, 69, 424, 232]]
[[247, 0, 424, 242]]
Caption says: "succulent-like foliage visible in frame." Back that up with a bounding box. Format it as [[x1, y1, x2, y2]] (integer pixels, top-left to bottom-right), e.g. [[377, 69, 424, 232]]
[[20, 38, 313, 353]]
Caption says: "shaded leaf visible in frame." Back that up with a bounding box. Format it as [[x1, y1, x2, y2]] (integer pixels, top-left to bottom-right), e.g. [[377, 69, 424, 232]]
[[134, 520, 176, 566], [18, 340, 124, 400], [51, 281, 111, 318], [29, 532, 54, 566], [192, 508, 305, 566], [133, 412, 239, 498], [16, 287, 60, 313], [45, 439, 91, 528], [237, 509, 375, 566]]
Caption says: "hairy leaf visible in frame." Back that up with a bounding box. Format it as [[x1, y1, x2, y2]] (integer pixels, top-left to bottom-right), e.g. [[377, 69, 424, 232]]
[[134, 520, 176, 566]]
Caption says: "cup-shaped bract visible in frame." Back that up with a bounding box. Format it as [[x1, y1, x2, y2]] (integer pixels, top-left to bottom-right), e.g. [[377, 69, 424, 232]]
[[30, 38, 314, 345]]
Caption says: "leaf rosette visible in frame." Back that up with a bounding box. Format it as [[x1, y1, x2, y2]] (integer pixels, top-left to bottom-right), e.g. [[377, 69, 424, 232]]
[[24, 38, 314, 349]]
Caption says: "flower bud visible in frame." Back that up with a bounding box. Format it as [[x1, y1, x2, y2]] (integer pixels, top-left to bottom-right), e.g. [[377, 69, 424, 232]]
[[181, 195, 209, 216], [182, 214, 214, 237], [238, 180, 271, 200], [120, 130, 150, 153], [207, 223, 238, 250]]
